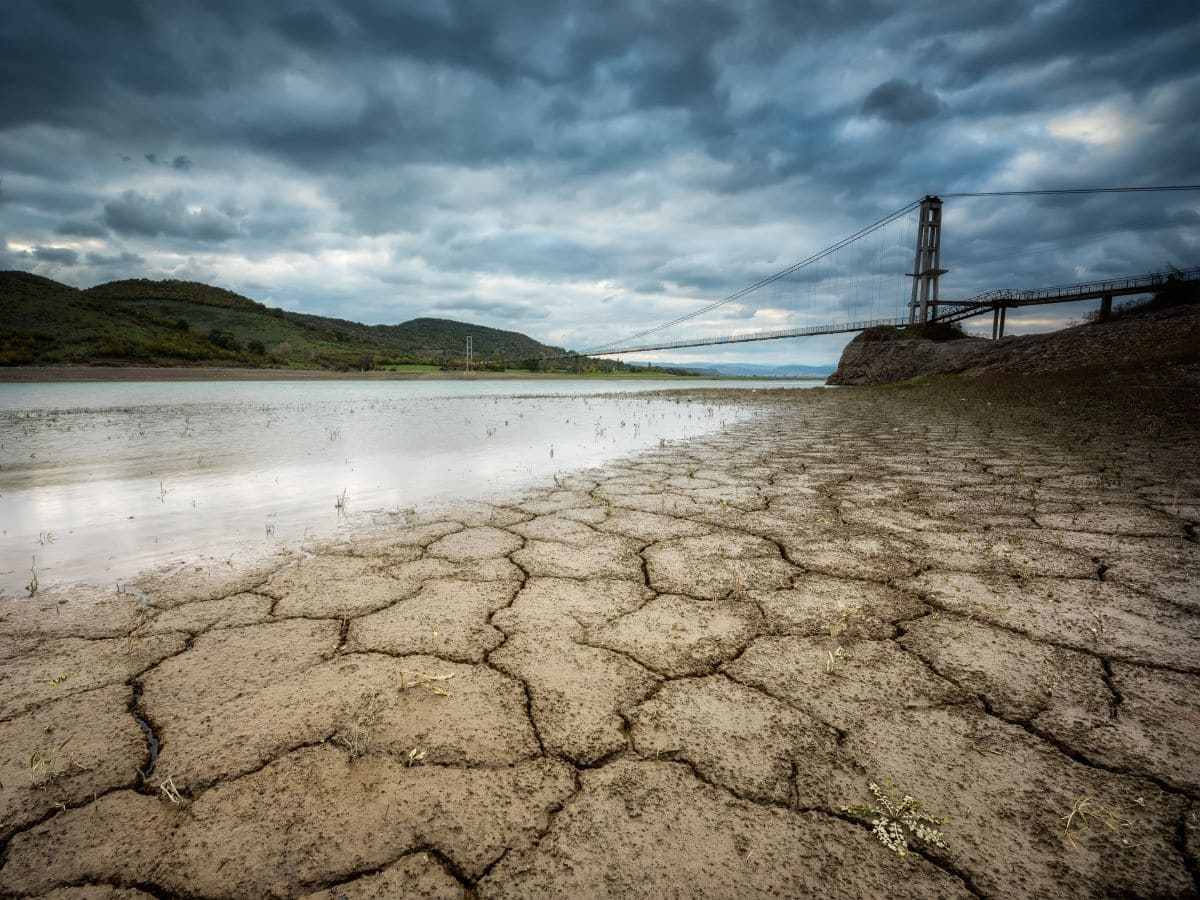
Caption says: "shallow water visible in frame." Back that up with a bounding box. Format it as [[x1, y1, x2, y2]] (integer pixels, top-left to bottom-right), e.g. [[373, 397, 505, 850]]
[[0, 378, 819, 593]]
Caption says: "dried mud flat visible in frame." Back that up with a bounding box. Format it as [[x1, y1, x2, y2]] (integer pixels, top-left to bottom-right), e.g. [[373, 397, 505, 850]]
[[1, 372, 1198, 899]]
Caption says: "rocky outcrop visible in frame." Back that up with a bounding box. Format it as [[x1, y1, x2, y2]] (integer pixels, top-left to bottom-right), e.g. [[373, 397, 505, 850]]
[[828, 327, 995, 385], [830, 304, 1200, 385]]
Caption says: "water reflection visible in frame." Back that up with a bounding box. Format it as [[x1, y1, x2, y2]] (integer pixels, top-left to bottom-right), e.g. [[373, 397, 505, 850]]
[[1, 379, 815, 592]]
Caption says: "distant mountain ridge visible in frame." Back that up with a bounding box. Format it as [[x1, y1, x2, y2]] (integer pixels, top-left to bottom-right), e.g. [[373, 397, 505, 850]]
[[1, 271, 833, 375], [0, 272, 575, 369]]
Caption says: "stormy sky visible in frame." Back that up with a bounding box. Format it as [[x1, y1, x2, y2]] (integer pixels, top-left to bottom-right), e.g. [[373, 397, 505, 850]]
[[2, 0, 1198, 365]]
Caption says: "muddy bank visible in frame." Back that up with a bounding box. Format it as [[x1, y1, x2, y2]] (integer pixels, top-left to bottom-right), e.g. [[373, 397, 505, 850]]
[[830, 303, 1200, 385], [1, 372, 1197, 898]]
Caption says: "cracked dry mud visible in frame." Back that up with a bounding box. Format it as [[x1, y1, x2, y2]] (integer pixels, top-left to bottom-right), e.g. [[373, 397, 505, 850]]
[[1, 373, 1198, 898]]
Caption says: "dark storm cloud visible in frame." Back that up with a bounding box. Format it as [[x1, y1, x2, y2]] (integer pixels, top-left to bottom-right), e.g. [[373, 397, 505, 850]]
[[56, 220, 109, 238], [941, 0, 1200, 89], [86, 250, 145, 267], [103, 191, 240, 242], [433, 296, 551, 322], [862, 79, 941, 124], [144, 153, 194, 171], [34, 246, 79, 265], [2, 0, 1197, 359]]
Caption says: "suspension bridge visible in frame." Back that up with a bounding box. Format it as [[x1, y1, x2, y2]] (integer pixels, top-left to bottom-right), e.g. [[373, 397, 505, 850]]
[[574, 187, 1200, 359]]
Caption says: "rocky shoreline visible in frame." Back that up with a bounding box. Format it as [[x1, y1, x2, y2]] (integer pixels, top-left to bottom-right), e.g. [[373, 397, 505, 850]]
[[0, 373, 1197, 897]]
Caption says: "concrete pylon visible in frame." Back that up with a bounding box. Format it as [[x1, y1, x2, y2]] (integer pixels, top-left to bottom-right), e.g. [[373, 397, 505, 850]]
[[907, 195, 948, 325]]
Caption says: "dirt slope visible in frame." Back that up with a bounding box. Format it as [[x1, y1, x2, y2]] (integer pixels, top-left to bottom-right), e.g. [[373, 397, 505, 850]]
[[830, 304, 1200, 385]]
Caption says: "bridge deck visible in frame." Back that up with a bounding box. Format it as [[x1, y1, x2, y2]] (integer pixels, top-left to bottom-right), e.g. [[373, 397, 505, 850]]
[[586, 267, 1197, 358], [930, 266, 1200, 325]]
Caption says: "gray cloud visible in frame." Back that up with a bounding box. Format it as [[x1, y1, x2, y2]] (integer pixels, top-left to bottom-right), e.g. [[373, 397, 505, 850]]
[[34, 245, 79, 264], [86, 250, 145, 267], [862, 79, 941, 124], [56, 219, 109, 238], [0, 0, 1196, 362], [104, 190, 240, 242], [145, 152, 194, 171], [433, 296, 552, 321]]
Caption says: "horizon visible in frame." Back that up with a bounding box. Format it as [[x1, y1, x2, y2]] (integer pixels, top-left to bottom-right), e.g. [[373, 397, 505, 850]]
[[2, 1, 1198, 367]]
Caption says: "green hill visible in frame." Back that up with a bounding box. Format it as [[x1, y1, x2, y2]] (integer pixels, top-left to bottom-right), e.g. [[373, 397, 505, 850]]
[[0, 272, 587, 371]]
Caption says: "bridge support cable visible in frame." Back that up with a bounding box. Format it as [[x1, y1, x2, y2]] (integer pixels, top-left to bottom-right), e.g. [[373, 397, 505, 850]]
[[570, 185, 1199, 360], [581, 198, 923, 357]]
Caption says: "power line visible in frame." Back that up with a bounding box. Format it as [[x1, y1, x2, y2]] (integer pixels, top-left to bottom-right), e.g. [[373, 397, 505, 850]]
[[941, 185, 1200, 197]]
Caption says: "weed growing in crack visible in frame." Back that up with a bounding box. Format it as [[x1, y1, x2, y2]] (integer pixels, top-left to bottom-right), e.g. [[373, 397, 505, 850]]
[[1059, 795, 1136, 851], [159, 773, 185, 804], [843, 778, 950, 857], [404, 747, 428, 767]]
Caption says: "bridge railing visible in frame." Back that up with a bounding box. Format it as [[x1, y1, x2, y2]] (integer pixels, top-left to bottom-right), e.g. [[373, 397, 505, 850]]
[[931, 266, 1200, 323]]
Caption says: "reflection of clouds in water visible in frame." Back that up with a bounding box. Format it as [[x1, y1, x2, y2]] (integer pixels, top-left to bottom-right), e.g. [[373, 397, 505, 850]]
[[0, 379, 814, 592]]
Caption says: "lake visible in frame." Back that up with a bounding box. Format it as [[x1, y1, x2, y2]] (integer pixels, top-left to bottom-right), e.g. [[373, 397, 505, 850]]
[[0, 378, 821, 594]]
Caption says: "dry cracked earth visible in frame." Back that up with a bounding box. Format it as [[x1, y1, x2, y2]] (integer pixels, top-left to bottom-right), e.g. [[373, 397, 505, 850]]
[[1, 374, 1198, 898]]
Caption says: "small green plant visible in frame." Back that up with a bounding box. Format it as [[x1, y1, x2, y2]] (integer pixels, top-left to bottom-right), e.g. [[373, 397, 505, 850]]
[[828, 603, 866, 643], [843, 778, 950, 857], [825, 645, 850, 676], [27, 737, 74, 787], [404, 747, 428, 767], [1059, 796, 1136, 851]]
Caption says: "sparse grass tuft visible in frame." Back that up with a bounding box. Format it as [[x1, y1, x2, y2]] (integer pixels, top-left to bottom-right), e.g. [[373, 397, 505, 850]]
[[825, 645, 850, 676], [27, 737, 77, 788], [843, 777, 950, 857], [337, 725, 372, 759], [1060, 795, 1137, 851]]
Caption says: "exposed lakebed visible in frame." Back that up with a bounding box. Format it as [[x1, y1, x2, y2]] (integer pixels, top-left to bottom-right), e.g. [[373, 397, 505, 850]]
[[0, 377, 815, 593]]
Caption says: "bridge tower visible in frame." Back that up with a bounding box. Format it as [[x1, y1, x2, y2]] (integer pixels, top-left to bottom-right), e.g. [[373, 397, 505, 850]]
[[907, 195, 947, 325]]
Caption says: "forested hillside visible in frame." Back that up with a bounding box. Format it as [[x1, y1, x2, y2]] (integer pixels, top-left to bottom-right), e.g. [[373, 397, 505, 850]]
[[0, 272, 646, 372]]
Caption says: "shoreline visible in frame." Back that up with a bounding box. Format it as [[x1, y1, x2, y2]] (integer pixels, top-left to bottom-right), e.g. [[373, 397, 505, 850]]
[[0, 365, 827, 384], [0, 372, 1196, 896]]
